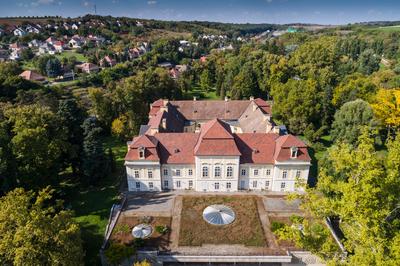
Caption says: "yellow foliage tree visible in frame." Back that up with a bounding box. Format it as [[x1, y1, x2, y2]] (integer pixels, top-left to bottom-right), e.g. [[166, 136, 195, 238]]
[[371, 89, 400, 131], [111, 114, 128, 139], [133, 259, 151, 266]]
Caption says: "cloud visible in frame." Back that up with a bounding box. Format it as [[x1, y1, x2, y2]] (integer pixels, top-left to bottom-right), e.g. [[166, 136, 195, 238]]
[[266, 0, 273, 3], [30, 0, 57, 7], [37, 0, 55, 4], [147, 1, 157, 5], [83, 1, 91, 7]]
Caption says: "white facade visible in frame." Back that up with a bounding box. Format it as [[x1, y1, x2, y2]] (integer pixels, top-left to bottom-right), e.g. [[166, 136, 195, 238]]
[[126, 161, 162, 192], [125, 158, 310, 193]]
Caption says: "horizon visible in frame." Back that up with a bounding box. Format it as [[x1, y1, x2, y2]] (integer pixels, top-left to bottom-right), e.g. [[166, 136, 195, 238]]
[[1, 0, 399, 25]]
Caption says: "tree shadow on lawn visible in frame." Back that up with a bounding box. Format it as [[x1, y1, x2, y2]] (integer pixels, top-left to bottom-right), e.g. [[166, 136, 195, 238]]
[[78, 220, 107, 266]]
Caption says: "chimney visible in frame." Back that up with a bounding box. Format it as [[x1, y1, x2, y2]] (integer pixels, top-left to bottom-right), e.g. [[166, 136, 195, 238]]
[[225, 96, 229, 102], [193, 96, 197, 101], [250, 96, 254, 101]]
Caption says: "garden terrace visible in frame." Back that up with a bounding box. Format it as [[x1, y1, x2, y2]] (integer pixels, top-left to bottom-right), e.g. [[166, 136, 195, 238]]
[[110, 215, 172, 251], [179, 196, 266, 247]]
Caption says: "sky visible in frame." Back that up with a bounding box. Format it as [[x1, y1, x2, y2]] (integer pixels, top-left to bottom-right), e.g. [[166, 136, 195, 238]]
[[1, 0, 399, 25]]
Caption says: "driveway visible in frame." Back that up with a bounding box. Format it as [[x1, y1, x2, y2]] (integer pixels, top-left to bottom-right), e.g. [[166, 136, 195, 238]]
[[123, 191, 176, 216]]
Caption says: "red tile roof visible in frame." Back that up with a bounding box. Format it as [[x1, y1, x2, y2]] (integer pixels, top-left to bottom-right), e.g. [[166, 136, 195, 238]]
[[194, 119, 241, 156], [155, 133, 199, 164], [169, 100, 251, 120], [125, 111, 310, 164], [274, 135, 310, 162], [19, 70, 45, 82], [125, 135, 159, 161], [254, 98, 272, 115], [234, 133, 279, 164]]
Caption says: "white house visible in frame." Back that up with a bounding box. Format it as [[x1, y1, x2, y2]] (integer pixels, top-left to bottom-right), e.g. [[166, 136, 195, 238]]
[[13, 28, 26, 37]]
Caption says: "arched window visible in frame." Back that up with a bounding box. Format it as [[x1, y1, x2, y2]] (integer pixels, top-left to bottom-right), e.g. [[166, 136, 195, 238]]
[[226, 166, 233, 178], [202, 166, 209, 178], [214, 166, 221, 177]]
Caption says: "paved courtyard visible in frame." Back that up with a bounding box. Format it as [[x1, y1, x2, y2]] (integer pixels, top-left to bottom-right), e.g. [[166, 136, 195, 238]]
[[123, 192, 176, 217]]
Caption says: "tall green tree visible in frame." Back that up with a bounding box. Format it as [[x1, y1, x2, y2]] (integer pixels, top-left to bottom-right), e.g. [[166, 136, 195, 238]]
[[271, 78, 326, 138], [281, 131, 400, 265], [331, 99, 377, 145], [5, 104, 66, 188], [81, 117, 109, 185], [0, 187, 84, 265], [46, 57, 62, 78], [57, 99, 86, 175], [358, 48, 380, 75]]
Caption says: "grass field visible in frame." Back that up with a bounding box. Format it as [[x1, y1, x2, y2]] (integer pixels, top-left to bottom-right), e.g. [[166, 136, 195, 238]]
[[185, 86, 220, 100], [64, 136, 126, 265], [179, 196, 266, 247], [56, 50, 87, 62]]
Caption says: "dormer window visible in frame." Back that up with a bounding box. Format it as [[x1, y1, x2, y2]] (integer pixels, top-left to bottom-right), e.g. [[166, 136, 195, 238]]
[[138, 147, 145, 159], [290, 146, 298, 158]]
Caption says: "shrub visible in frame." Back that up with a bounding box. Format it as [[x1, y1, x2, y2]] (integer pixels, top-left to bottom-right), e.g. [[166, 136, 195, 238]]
[[155, 225, 169, 235], [105, 242, 135, 265], [271, 221, 285, 233], [140, 216, 153, 224], [133, 238, 145, 248], [114, 223, 130, 234]]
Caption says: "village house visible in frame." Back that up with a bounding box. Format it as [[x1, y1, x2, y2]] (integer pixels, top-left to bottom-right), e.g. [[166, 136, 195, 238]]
[[28, 39, 43, 48], [52, 41, 65, 53], [76, 62, 100, 74], [25, 25, 40, 34], [19, 70, 46, 83], [9, 42, 26, 52], [71, 23, 79, 30], [125, 98, 310, 193], [38, 43, 56, 55], [13, 27, 26, 36], [69, 35, 85, 48], [100, 55, 117, 67]]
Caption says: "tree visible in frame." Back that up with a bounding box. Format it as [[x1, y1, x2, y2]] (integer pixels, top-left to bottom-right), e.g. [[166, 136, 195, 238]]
[[5, 104, 65, 188], [35, 55, 54, 75], [332, 73, 377, 107], [371, 88, 400, 133], [271, 78, 326, 137], [81, 117, 109, 185], [358, 48, 380, 75], [46, 57, 62, 78], [283, 131, 400, 265], [331, 99, 377, 145], [20, 48, 34, 61], [231, 62, 259, 99], [57, 99, 86, 175], [199, 69, 213, 92], [0, 187, 84, 265]]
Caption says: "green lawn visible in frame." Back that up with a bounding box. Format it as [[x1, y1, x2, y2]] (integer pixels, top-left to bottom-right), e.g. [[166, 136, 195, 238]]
[[21, 60, 37, 71], [63, 136, 126, 265], [300, 135, 332, 187], [56, 50, 87, 62], [371, 25, 400, 32], [184, 86, 220, 100]]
